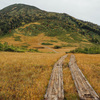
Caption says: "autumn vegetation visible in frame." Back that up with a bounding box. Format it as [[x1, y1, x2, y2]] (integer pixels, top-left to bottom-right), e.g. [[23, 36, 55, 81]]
[[0, 3, 100, 100], [70, 46, 100, 54], [0, 4, 100, 45], [0, 52, 64, 100]]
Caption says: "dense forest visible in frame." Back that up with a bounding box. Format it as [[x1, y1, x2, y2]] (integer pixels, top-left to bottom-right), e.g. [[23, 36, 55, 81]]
[[0, 4, 100, 44]]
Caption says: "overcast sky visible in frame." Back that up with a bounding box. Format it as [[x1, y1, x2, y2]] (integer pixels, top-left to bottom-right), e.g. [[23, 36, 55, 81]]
[[0, 0, 100, 25]]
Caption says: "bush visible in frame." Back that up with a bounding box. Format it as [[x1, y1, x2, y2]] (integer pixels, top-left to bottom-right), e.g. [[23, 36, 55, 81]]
[[28, 49, 39, 52], [0, 42, 3, 50], [69, 46, 100, 54], [0, 42, 40, 52], [0, 42, 25, 52], [5, 47, 15, 52], [14, 36, 21, 41], [41, 43, 53, 45], [54, 45, 61, 49], [61, 43, 77, 47], [49, 40, 58, 42]]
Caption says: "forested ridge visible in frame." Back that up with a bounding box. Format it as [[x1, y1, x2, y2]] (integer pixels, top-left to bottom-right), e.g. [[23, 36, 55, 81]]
[[0, 4, 100, 44]]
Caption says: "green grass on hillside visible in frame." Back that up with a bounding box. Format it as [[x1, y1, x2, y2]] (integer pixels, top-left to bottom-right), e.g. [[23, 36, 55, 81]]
[[0, 4, 100, 46], [69, 46, 100, 54], [0, 42, 39, 52], [15, 20, 91, 44]]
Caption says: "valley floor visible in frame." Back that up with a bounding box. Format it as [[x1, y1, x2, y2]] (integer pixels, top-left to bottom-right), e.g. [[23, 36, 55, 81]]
[[0, 52, 100, 100]]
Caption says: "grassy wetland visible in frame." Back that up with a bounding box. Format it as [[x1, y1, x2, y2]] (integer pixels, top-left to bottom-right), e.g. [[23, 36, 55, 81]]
[[0, 52, 64, 100], [0, 3, 100, 100]]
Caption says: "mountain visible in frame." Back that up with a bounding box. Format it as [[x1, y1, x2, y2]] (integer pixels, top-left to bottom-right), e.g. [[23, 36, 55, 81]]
[[0, 4, 100, 44]]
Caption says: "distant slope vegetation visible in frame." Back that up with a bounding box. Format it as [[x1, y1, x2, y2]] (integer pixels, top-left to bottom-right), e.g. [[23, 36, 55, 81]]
[[0, 4, 100, 44]]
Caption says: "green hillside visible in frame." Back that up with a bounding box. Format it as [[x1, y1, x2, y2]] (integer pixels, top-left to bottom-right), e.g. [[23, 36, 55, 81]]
[[0, 4, 100, 44]]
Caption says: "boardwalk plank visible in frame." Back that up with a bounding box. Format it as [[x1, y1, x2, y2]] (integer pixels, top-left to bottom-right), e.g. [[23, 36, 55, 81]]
[[44, 55, 67, 100], [69, 55, 100, 100]]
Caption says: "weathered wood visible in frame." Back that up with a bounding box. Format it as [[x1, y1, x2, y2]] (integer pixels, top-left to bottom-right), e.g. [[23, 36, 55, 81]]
[[69, 55, 100, 100], [44, 55, 68, 100]]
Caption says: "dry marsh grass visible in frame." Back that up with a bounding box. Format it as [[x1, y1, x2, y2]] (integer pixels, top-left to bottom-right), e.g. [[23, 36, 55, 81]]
[[75, 54, 100, 97], [63, 54, 79, 100], [0, 52, 64, 100], [54, 47, 77, 53], [0, 52, 99, 100]]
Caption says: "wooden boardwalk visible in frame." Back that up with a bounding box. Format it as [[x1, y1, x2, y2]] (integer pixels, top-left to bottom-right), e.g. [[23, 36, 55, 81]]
[[69, 55, 100, 100], [44, 55, 68, 100]]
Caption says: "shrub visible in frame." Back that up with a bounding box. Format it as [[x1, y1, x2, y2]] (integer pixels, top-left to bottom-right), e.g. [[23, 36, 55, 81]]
[[50, 40, 58, 42], [5, 47, 15, 52], [0, 42, 3, 50], [14, 36, 21, 41], [0, 42, 25, 52], [54, 45, 62, 49], [41, 43, 53, 45], [69, 46, 100, 54], [28, 49, 39, 52], [61, 44, 77, 47]]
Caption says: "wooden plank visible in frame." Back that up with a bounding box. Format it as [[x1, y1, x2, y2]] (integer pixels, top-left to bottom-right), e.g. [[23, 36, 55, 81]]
[[69, 55, 100, 100], [44, 55, 68, 100]]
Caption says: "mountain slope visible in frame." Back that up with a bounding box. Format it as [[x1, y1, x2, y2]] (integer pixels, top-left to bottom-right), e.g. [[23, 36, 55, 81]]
[[0, 4, 100, 44]]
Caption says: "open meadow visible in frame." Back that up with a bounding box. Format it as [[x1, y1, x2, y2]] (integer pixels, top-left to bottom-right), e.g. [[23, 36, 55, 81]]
[[0, 52, 64, 100], [0, 3, 100, 100], [0, 52, 100, 100]]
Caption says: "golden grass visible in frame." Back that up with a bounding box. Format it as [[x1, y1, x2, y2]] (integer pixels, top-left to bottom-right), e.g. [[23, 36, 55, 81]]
[[38, 48, 54, 53], [20, 22, 41, 29], [75, 54, 100, 97], [54, 47, 77, 53], [0, 33, 77, 53], [63, 54, 79, 100], [0, 51, 100, 100], [0, 52, 64, 100]]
